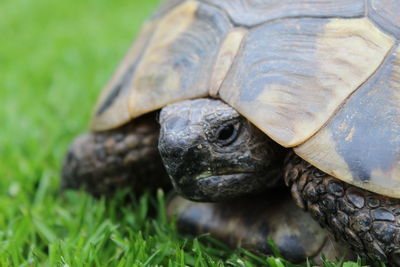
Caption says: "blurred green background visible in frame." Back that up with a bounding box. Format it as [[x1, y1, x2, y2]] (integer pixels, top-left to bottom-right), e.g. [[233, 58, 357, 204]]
[[1, 0, 158, 171]]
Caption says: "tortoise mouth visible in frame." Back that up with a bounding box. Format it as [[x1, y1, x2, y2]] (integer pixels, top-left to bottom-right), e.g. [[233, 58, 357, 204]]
[[174, 172, 269, 202]]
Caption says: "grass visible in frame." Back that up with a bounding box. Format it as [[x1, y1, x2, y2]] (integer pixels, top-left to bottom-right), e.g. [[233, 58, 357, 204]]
[[0, 0, 379, 265]]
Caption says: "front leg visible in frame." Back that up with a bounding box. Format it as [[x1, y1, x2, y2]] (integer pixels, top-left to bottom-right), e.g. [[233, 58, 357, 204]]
[[168, 189, 353, 264], [62, 113, 170, 196], [285, 152, 400, 265]]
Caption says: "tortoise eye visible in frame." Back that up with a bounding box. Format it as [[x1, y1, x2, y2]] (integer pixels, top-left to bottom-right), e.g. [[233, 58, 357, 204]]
[[216, 123, 239, 146]]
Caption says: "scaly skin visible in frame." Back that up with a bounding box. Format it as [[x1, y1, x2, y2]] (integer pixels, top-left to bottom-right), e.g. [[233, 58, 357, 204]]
[[62, 113, 170, 196], [284, 152, 400, 264]]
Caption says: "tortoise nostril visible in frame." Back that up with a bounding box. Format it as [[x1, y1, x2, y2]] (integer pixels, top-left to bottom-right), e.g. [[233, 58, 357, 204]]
[[159, 144, 184, 160], [171, 149, 181, 159]]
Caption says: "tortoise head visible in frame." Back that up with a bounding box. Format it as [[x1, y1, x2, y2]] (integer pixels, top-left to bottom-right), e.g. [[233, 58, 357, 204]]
[[158, 98, 286, 202]]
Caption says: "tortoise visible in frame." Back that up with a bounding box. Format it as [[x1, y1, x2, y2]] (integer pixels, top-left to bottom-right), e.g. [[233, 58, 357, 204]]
[[62, 0, 400, 264]]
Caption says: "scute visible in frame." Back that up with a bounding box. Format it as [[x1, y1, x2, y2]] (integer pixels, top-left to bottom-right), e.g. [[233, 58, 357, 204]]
[[200, 0, 364, 27], [219, 18, 394, 147], [92, 19, 159, 131], [295, 45, 400, 198], [92, 0, 188, 131], [92, 0, 233, 131], [128, 1, 232, 121]]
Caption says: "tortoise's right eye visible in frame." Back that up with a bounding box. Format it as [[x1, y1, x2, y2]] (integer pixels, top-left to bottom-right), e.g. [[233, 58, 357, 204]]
[[216, 122, 239, 146]]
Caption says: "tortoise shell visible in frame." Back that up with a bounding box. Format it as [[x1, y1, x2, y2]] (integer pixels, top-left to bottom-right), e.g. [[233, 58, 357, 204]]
[[91, 0, 400, 198]]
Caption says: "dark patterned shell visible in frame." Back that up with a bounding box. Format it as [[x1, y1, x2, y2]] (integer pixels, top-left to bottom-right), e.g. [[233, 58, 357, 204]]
[[92, 0, 400, 197]]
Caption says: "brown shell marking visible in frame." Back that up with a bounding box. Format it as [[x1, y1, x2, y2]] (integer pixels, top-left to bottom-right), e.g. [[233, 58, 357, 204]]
[[368, 0, 400, 38], [92, 1, 232, 131], [92, 20, 158, 131], [295, 45, 400, 198], [127, 1, 232, 122], [200, 0, 365, 27], [219, 18, 394, 147]]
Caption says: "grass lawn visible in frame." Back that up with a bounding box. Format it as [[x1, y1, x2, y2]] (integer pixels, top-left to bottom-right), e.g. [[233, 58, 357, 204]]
[[0, 0, 377, 265]]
